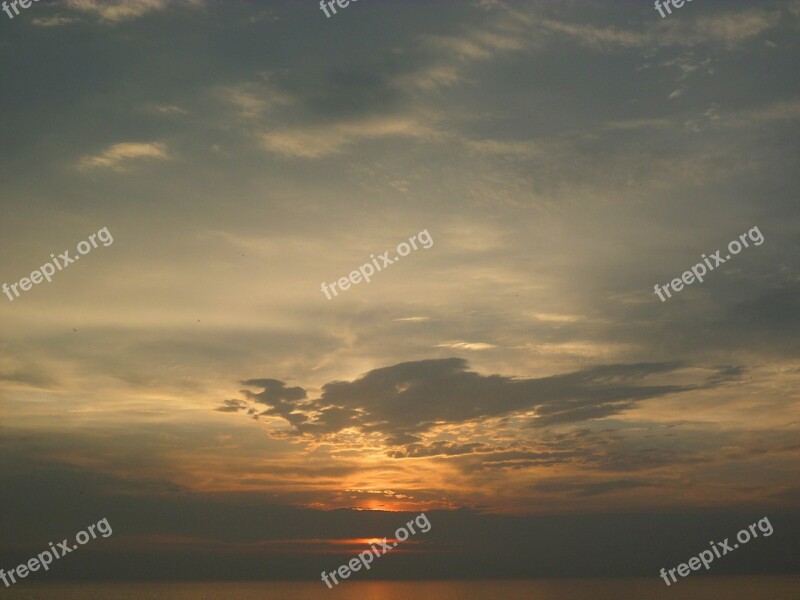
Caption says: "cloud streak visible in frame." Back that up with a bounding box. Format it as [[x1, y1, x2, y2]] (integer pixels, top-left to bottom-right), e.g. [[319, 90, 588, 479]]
[[77, 142, 170, 171], [66, 0, 202, 22]]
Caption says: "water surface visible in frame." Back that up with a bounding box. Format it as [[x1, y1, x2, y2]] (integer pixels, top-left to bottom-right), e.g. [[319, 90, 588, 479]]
[[5, 577, 799, 599]]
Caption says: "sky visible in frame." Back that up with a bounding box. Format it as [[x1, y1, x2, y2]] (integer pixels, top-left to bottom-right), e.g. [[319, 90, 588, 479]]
[[1, 0, 799, 582]]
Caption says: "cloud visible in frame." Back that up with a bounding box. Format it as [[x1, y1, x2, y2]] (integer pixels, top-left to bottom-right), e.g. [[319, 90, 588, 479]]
[[387, 441, 493, 459], [529, 313, 582, 323], [683, 99, 800, 132], [538, 18, 646, 49], [248, 10, 279, 24], [77, 142, 170, 171], [395, 7, 532, 92], [260, 116, 440, 158], [220, 359, 742, 451], [0, 369, 55, 388], [149, 104, 188, 116], [240, 379, 309, 426], [533, 478, 652, 497], [691, 9, 782, 46], [435, 341, 497, 351], [423, 29, 526, 62], [239, 3, 531, 159], [734, 99, 800, 124], [657, 55, 714, 80], [464, 139, 540, 158], [674, 9, 780, 47], [220, 81, 293, 121], [31, 15, 80, 27], [215, 399, 248, 413], [224, 88, 269, 120], [65, 0, 202, 22], [537, 6, 782, 50]]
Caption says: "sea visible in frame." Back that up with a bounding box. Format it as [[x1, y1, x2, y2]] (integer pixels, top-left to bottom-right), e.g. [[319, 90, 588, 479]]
[[3, 577, 799, 599]]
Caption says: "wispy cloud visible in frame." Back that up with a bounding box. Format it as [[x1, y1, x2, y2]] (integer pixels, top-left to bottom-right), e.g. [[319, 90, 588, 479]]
[[77, 142, 170, 171], [66, 0, 202, 22], [435, 341, 497, 351], [539, 18, 646, 49], [396, 6, 533, 91], [689, 8, 782, 47], [261, 116, 441, 158], [31, 15, 80, 27], [220, 81, 292, 121], [736, 99, 800, 123], [148, 104, 188, 116], [685, 99, 800, 131], [539, 6, 783, 50]]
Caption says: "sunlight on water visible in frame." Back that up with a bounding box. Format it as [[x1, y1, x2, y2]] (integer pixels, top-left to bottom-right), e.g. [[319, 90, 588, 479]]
[[5, 578, 800, 600]]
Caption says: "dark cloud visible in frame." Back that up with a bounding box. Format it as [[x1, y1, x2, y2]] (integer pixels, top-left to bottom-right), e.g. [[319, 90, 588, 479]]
[[3, 427, 798, 582], [0, 370, 55, 387], [3, 453, 798, 580], [387, 441, 491, 459], [221, 358, 742, 450], [241, 379, 307, 402], [298, 66, 403, 121], [215, 399, 247, 413], [467, 449, 584, 470], [533, 478, 652, 497], [240, 378, 309, 425], [730, 281, 800, 334]]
